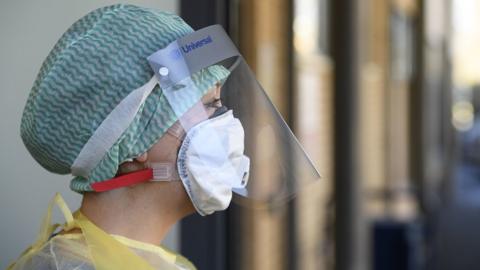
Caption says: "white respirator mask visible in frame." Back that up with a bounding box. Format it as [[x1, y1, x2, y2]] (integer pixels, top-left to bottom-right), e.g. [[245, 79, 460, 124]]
[[175, 110, 250, 216]]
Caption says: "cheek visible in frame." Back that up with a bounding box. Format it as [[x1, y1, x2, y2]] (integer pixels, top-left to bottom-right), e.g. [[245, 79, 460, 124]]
[[201, 88, 216, 103]]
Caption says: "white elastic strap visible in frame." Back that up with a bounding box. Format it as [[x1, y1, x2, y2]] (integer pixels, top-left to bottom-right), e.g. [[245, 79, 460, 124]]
[[166, 121, 185, 140], [178, 101, 210, 131], [71, 76, 159, 178]]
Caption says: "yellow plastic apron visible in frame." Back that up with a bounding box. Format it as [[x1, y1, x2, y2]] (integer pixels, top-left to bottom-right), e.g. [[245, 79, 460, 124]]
[[7, 193, 195, 270]]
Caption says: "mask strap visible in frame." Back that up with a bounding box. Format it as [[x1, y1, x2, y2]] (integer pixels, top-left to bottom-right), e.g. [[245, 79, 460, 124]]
[[89, 105, 189, 192], [178, 101, 210, 131], [91, 169, 153, 192], [165, 101, 216, 140], [90, 162, 180, 192], [147, 162, 180, 181], [166, 121, 185, 140]]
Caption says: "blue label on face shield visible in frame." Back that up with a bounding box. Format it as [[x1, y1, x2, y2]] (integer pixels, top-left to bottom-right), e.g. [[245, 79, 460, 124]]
[[148, 25, 239, 87], [181, 35, 213, 54]]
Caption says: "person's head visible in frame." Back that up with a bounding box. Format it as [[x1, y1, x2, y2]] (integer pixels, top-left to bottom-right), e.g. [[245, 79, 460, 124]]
[[111, 83, 224, 217], [20, 5, 231, 216]]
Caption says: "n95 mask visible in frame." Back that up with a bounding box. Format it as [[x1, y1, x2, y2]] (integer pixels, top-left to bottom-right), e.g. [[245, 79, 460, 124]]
[[177, 110, 250, 216]]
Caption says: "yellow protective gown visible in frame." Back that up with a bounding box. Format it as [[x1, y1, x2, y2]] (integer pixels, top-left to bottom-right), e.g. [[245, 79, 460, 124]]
[[7, 193, 196, 270]]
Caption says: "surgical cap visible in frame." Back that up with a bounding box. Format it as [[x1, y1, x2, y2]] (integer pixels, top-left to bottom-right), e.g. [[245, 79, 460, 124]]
[[20, 4, 230, 192]]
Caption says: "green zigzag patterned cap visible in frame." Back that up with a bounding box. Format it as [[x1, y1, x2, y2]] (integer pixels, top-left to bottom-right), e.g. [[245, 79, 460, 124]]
[[20, 4, 230, 192]]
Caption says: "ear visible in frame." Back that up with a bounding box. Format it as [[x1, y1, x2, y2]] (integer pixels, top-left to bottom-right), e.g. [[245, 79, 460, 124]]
[[135, 152, 148, 163]]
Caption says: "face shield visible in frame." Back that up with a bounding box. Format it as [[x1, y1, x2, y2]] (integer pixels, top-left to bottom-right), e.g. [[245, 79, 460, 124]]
[[147, 25, 320, 205]]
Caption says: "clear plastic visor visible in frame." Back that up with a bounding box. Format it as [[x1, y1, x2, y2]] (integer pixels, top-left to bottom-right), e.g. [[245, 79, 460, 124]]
[[148, 25, 320, 204]]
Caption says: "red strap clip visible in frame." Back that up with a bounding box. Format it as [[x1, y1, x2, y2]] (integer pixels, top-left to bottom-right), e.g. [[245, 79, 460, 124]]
[[91, 169, 153, 192]]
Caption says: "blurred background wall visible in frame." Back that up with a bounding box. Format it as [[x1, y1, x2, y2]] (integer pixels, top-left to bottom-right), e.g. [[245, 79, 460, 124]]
[[0, 1, 179, 269], [178, 1, 478, 270]]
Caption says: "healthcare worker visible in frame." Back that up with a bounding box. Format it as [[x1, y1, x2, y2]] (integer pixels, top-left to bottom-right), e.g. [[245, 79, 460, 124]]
[[9, 4, 320, 270]]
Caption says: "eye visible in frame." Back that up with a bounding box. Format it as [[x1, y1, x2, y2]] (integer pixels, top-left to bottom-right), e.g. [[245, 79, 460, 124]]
[[205, 98, 222, 108]]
